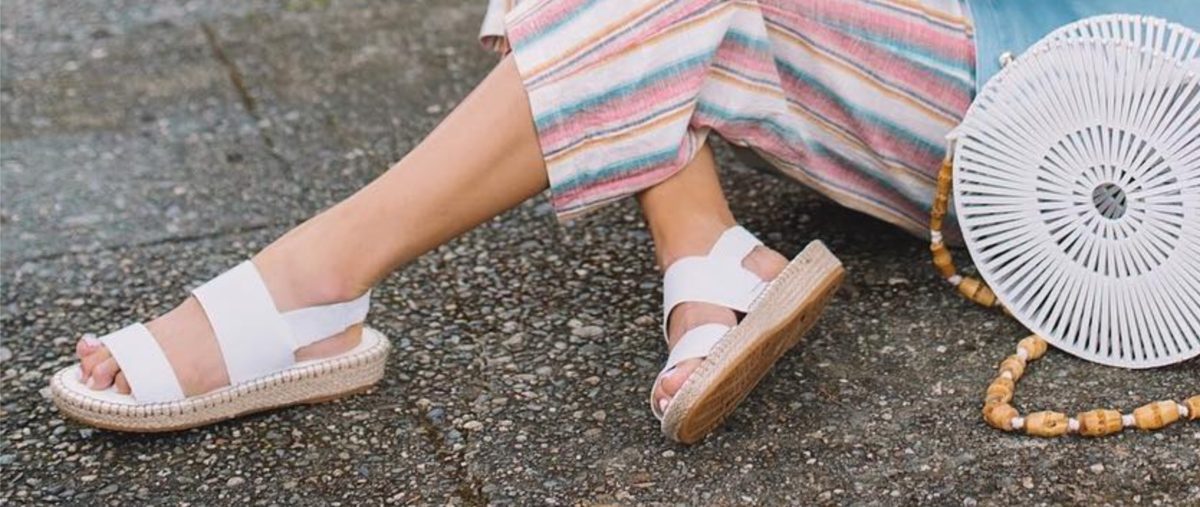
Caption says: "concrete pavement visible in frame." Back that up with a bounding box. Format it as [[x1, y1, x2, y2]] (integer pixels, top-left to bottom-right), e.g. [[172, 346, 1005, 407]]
[[2, 1, 1197, 504]]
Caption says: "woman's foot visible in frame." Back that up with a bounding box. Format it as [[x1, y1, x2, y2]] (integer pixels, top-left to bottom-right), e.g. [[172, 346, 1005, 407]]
[[55, 56, 543, 429], [68, 57, 546, 400], [72, 253, 364, 397], [651, 238, 789, 413]]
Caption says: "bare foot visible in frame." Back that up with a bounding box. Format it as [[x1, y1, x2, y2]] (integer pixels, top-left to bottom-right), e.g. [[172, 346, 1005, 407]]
[[73, 260, 363, 397], [652, 245, 789, 413]]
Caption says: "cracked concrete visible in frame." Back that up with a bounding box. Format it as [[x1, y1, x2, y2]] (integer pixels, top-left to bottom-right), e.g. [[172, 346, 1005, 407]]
[[200, 21, 295, 178], [2, 1, 1198, 505]]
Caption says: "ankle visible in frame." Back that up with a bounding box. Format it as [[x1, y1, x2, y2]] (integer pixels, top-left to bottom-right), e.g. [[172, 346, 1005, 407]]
[[652, 217, 737, 269], [252, 246, 369, 312]]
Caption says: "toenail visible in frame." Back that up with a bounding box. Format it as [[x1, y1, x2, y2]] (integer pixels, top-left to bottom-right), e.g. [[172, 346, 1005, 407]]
[[82, 334, 100, 347], [86, 376, 96, 389], [659, 398, 670, 413]]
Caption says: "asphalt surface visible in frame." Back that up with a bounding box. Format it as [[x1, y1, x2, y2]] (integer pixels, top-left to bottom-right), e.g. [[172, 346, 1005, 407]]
[[2, 1, 1198, 505]]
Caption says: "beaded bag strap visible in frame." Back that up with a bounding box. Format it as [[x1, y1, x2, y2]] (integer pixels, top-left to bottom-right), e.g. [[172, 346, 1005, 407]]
[[929, 151, 1199, 438]]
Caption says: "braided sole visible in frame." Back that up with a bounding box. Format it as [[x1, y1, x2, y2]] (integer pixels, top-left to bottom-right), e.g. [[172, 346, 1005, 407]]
[[50, 328, 391, 432]]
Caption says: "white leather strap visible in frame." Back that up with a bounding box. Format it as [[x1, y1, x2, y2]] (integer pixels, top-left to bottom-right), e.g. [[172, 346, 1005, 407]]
[[191, 261, 296, 385], [661, 226, 767, 336], [708, 226, 761, 263], [99, 323, 185, 403], [282, 291, 371, 348], [663, 323, 729, 372], [651, 323, 731, 419]]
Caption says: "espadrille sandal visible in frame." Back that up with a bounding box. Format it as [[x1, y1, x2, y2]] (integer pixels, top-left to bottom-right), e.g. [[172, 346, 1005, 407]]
[[49, 261, 390, 432], [652, 227, 844, 444]]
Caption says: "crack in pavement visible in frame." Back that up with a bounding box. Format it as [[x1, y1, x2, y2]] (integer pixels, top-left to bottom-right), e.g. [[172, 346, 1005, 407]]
[[199, 22, 295, 181], [4, 221, 292, 265], [412, 402, 489, 506], [17, 18, 478, 503]]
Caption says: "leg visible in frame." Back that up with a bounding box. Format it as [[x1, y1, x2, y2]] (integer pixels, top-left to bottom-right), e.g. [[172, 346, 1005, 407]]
[[255, 55, 548, 307], [637, 142, 788, 412], [78, 56, 548, 394]]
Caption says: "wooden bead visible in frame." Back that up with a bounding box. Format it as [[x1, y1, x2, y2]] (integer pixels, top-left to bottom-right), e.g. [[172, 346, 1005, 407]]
[[930, 196, 948, 230], [1133, 401, 1181, 430], [999, 355, 1026, 381], [1076, 409, 1123, 437], [986, 376, 1014, 405], [983, 402, 1019, 431], [974, 320, 1199, 439], [1017, 335, 1048, 360], [1185, 396, 1200, 421], [930, 160, 953, 231], [956, 277, 999, 307], [1025, 411, 1069, 437], [931, 243, 955, 278]]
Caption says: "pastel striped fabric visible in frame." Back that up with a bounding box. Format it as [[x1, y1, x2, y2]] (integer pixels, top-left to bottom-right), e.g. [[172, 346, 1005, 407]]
[[482, 0, 976, 237]]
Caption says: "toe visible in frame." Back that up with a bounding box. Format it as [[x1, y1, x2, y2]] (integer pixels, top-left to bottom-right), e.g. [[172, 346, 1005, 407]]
[[655, 358, 703, 409], [114, 372, 131, 395], [743, 245, 789, 281], [79, 346, 111, 380], [659, 358, 702, 397], [658, 301, 737, 415], [89, 357, 121, 390], [75, 334, 100, 359]]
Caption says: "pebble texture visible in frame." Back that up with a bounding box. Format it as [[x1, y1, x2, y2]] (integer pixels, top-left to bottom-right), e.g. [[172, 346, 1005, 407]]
[[2, 1, 1198, 505]]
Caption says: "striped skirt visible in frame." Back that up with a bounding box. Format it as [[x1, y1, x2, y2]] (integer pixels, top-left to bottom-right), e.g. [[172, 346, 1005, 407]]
[[481, 0, 977, 238]]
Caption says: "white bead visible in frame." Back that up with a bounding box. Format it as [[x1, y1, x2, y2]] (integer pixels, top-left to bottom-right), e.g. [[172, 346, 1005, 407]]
[[948, 275, 963, 286], [1011, 416, 1025, 430], [1122, 414, 1136, 427], [1016, 348, 1029, 361], [1068, 418, 1080, 433], [1000, 370, 1013, 380], [1178, 403, 1189, 419], [930, 230, 944, 244]]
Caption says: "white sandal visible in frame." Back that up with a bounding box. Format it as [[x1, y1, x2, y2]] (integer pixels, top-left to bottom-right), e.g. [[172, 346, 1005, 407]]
[[651, 226, 844, 443], [49, 261, 390, 432]]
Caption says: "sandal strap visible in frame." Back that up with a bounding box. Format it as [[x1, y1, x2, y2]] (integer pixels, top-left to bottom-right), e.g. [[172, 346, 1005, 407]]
[[663, 323, 730, 372], [191, 261, 372, 386], [661, 226, 767, 336], [651, 323, 731, 419], [192, 261, 297, 385], [707, 226, 762, 263], [90, 261, 372, 403], [282, 291, 371, 348], [99, 323, 185, 402]]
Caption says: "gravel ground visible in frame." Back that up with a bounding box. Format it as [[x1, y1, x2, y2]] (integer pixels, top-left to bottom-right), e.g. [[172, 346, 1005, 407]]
[[2, 1, 1197, 505]]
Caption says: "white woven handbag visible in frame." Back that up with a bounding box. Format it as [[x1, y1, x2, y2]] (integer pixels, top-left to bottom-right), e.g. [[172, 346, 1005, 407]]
[[930, 15, 1199, 437]]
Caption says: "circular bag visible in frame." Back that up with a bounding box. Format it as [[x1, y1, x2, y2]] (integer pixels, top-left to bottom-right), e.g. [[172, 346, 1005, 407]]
[[950, 15, 1200, 368]]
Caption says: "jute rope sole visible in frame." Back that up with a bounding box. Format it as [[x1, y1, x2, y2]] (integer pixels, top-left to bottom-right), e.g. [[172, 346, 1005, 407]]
[[50, 328, 391, 432], [662, 241, 844, 444]]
